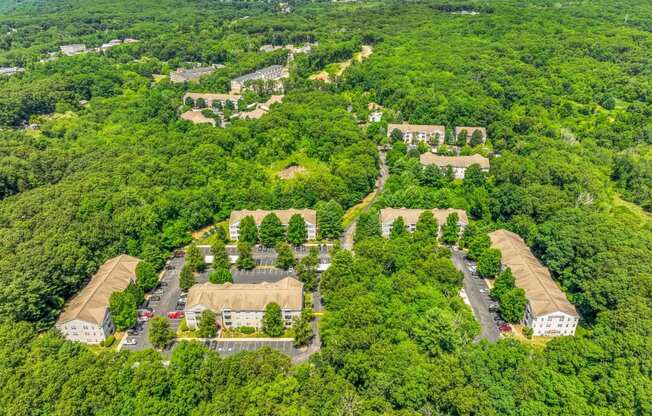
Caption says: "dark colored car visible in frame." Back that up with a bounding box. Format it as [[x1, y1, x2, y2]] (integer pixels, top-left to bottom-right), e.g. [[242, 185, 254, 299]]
[[498, 324, 512, 333], [150, 295, 161, 302], [127, 329, 139, 336]]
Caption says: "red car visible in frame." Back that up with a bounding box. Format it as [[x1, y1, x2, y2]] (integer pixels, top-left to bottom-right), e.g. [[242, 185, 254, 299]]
[[137, 310, 153, 318], [168, 311, 184, 319], [498, 324, 512, 333], [174, 250, 186, 258]]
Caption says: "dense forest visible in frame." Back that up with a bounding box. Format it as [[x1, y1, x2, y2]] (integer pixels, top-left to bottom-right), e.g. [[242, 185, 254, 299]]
[[1, 0, 651, 415]]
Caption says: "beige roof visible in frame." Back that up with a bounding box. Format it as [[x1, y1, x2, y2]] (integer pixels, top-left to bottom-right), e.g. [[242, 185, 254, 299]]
[[235, 107, 267, 120], [368, 102, 384, 111], [454, 126, 487, 138], [180, 110, 216, 126], [380, 208, 468, 225], [420, 153, 490, 169], [183, 92, 241, 102], [260, 95, 284, 110], [186, 277, 303, 311], [489, 230, 578, 318], [230, 209, 316, 226], [56, 255, 141, 325], [387, 123, 445, 136]]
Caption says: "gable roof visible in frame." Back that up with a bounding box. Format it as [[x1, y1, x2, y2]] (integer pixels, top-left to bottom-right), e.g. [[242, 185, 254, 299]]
[[180, 110, 216, 126], [380, 208, 468, 225], [183, 92, 241, 102], [489, 229, 578, 318], [186, 277, 303, 311], [420, 153, 490, 169], [387, 123, 445, 135], [229, 209, 316, 226], [56, 255, 141, 326]]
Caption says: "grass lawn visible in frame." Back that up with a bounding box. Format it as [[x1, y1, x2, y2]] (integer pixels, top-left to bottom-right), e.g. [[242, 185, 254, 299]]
[[220, 328, 292, 338], [511, 324, 554, 348], [342, 187, 377, 229]]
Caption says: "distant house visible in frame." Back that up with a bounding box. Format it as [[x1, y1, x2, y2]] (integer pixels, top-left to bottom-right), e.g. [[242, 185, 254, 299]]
[[230, 65, 288, 93], [180, 110, 216, 126], [419, 153, 490, 179], [0, 67, 24, 76], [368, 103, 384, 122], [233, 95, 284, 120], [489, 229, 579, 336], [184, 277, 303, 330], [100, 39, 122, 51], [387, 123, 446, 145], [229, 209, 317, 241], [380, 208, 468, 237], [183, 92, 242, 110], [170, 65, 223, 83], [60, 44, 87, 56], [55, 255, 141, 344], [454, 126, 487, 144]]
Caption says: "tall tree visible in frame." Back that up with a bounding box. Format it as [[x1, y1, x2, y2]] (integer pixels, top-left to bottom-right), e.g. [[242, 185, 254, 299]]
[[109, 291, 137, 331], [287, 214, 308, 246], [390, 216, 406, 239], [416, 211, 438, 237], [179, 264, 195, 291], [236, 242, 255, 270], [440, 213, 460, 245], [209, 267, 232, 284], [477, 248, 502, 278], [317, 200, 344, 239], [259, 213, 285, 247], [463, 164, 487, 189], [275, 241, 296, 270], [355, 210, 381, 242], [186, 243, 205, 272], [499, 288, 527, 323], [238, 215, 258, 245], [291, 309, 313, 347], [491, 268, 515, 301], [470, 129, 484, 146], [197, 309, 217, 338], [456, 129, 468, 147], [262, 303, 284, 337], [135, 261, 158, 291], [296, 246, 319, 290], [211, 239, 230, 270], [149, 316, 174, 349]]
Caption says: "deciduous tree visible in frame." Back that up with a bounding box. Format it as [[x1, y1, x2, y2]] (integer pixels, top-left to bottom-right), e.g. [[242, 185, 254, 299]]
[[236, 242, 255, 270], [259, 213, 285, 247], [287, 214, 307, 246], [238, 215, 258, 245], [275, 241, 295, 270], [197, 309, 217, 338], [149, 316, 174, 349], [262, 302, 284, 337]]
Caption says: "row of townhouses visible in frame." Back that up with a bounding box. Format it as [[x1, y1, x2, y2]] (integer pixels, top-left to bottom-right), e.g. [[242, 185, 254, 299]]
[[170, 65, 224, 83], [388, 123, 487, 145], [230, 65, 288, 93], [229, 209, 317, 241], [379, 208, 468, 237]]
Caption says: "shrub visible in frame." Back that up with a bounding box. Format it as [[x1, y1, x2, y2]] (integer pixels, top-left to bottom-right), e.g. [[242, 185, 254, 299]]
[[100, 335, 115, 348], [239, 326, 256, 334], [523, 326, 533, 339]]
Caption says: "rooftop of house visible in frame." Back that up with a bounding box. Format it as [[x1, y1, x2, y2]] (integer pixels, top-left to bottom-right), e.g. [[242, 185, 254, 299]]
[[380, 208, 468, 225], [419, 153, 490, 169], [454, 126, 487, 137], [232, 65, 286, 83], [56, 255, 141, 326], [183, 92, 241, 102], [387, 123, 445, 134], [229, 208, 317, 225], [186, 277, 304, 311], [489, 229, 579, 318], [180, 110, 216, 126]]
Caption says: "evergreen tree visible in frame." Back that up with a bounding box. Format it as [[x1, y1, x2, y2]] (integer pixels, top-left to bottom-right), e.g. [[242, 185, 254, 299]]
[[184, 96, 194, 107], [186, 243, 205, 272], [135, 261, 158, 291], [441, 213, 460, 245], [390, 128, 403, 143], [445, 129, 455, 145], [275, 241, 295, 270], [197, 309, 217, 338], [456, 129, 468, 146], [416, 211, 438, 237], [259, 213, 285, 247], [179, 264, 195, 291], [390, 216, 406, 238], [287, 214, 307, 246], [149, 316, 174, 349], [238, 215, 258, 245], [470, 129, 484, 146], [211, 239, 230, 270], [209, 267, 233, 284], [262, 303, 284, 337], [236, 242, 255, 270]]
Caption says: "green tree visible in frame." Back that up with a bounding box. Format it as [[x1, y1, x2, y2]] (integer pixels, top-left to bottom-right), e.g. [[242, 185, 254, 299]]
[[416, 211, 438, 237], [390, 128, 403, 143], [211, 239, 230, 270], [184, 96, 194, 107], [291, 309, 313, 347], [196, 97, 206, 108], [477, 248, 502, 278], [238, 215, 258, 244], [287, 214, 308, 246], [470, 129, 484, 146], [445, 129, 455, 145], [456, 129, 468, 146], [441, 212, 460, 245], [197, 309, 217, 338], [499, 288, 527, 323], [149, 316, 174, 349], [491, 267, 515, 300], [109, 291, 137, 331], [259, 213, 285, 247], [355, 209, 381, 242], [463, 164, 487, 189], [467, 234, 491, 261], [262, 302, 284, 337], [275, 241, 295, 270], [179, 264, 195, 291], [236, 242, 255, 270], [186, 243, 205, 272], [297, 247, 319, 290], [135, 261, 158, 291], [209, 267, 232, 284], [317, 200, 344, 239], [390, 216, 406, 238]]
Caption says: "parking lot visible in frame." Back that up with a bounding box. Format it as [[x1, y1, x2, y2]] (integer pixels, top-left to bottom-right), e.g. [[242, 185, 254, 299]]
[[232, 267, 296, 283], [203, 339, 302, 358]]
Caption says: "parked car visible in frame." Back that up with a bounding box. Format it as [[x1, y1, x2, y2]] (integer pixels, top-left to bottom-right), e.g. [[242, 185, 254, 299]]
[[498, 324, 512, 333], [179, 292, 188, 299], [137, 309, 153, 318], [127, 329, 139, 336], [488, 302, 500, 312], [479, 288, 488, 294], [175, 303, 185, 311], [168, 311, 184, 319], [150, 295, 161, 302], [174, 250, 185, 257], [160, 282, 168, 287], [124, 338, 137, 346], [164, 265, 173, 270]]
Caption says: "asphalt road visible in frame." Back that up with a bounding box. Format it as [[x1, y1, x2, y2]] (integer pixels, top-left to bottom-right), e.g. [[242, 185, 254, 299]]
[[450, 248, 501, 342]]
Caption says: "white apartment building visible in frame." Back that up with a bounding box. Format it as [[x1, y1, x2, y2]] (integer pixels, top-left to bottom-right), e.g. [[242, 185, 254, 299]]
[[228, 209, 317, 241], [419, 153, 490, 179], [489, 229, 579, 336], [230, 65, 288, 94], [55, 255, 141, 344], [183, 92, 242, 110], [380, 208, 468, 238], [387, 123, 446, 145], [184, 277, 303, 330]]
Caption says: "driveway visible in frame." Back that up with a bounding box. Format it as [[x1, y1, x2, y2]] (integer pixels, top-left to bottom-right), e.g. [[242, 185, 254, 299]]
[[450, 248, 500, 342]]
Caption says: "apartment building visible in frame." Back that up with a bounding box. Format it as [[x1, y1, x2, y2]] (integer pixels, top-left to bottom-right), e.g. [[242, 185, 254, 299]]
[[60, 44, 86, 56], [380, 208, 468, 237], [368, 103, 384, 122], [230, 65, 288, 93], [55, 255, 141, 344], [184, 277, 303, 330], [183, 92, 242, 110], [387, 123, 446, 145], [489, 229, 579, 336], [229, 209, 317, 241], [419, 153, 490, 179], [0, 67, 24, 76], [170, 65, 223, 83], [454, 126, 487, 144]]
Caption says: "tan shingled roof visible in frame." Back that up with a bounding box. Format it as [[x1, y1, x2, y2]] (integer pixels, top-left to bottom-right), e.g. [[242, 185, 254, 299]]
[[229, 209, 316, 225], [180, 110, 216, 126], [420, 153, 490, 169], [454, 126, 487, 138], [387, 123, 445, 135], [56, 255, 140, 325], [489, 230, 578, 318], [186, 277, 303, 311], [183, 92, 241, 102], [380, 208, 468, 225]]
